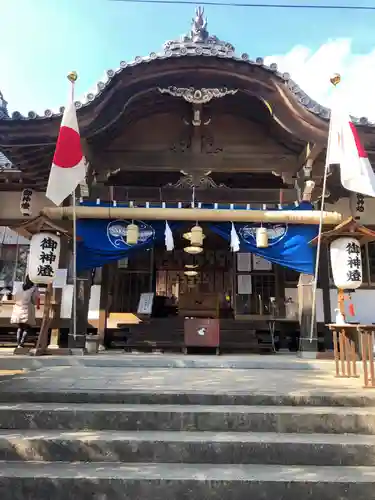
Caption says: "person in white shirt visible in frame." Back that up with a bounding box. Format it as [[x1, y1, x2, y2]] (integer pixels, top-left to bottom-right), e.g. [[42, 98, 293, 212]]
[[10, 276, 40, 347]]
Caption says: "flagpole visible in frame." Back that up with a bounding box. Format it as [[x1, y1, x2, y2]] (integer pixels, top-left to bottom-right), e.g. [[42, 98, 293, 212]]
[[309, 74, 340, 342], [67, 71, 78, 342]]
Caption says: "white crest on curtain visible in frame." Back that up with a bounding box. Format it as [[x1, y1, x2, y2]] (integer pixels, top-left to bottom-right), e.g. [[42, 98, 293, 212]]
[[165, 221, 174, 251], [230, 222, 240, 252]]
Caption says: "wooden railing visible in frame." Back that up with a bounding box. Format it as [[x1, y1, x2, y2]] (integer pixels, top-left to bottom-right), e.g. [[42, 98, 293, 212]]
[[328, 324, 375, 388], [359, 326, 375, 388]]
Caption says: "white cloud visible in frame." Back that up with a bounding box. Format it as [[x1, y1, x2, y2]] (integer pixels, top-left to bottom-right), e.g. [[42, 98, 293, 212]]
[[264, 39, 375, 120]]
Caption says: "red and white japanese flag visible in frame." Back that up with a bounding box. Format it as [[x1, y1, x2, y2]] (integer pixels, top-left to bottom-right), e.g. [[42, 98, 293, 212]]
[[326, 95, 375, 197], [46, 100, 86, 206]]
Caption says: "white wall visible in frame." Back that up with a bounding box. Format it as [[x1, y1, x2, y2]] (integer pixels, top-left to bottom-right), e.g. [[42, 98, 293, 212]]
[[285, 287, 324, 322], [60, 284, 101, 320], [326, 197, 375, 226], [60, 285, 73, 319], [330, 289, 375, 324], [285, 287, 375, 325], [88, 285, 101, 320], [0, 191, 55, 220]]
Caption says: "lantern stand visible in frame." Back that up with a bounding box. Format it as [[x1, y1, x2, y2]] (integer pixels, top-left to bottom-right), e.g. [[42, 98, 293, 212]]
[[310, 217, 375, 383], [12, 215, 73, 356]]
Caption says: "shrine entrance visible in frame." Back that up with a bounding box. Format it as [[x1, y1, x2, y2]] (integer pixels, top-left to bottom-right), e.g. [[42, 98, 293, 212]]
[[110, 225, 281, 320]]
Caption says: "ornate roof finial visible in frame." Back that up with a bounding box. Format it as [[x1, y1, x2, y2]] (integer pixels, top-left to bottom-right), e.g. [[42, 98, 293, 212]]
[[0, 90, 9, 119], [191, 6, 209, 43], [163, 6, 235, 56]]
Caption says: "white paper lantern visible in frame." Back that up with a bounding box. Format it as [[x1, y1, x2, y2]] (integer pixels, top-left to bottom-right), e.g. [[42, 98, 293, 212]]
[[256, 227, 269, 248], [126, 223, 139, 245], [190, 225, 204, 246], [28, 232, 61, 284], [330, 236, 362, 289]]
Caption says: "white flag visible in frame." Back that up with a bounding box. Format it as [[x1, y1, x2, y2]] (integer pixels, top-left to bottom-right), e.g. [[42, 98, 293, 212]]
[[326, 97, 375, 197], [46, 101, 86, 205]]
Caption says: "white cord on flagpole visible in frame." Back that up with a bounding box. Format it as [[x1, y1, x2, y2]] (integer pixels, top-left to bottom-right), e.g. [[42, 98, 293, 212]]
[[68, 72, 78, 342], [72, 193, 77, 341], [308, 160, 329, 342], [309, 74, 340, 342]]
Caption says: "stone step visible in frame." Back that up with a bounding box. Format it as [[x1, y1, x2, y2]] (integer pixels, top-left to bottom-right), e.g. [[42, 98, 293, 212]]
[[1, 430, 375, 466], [0, 462, 374, 499], [0, 354, 336, 372], [1, 403, 375, 434], [0, 389, 373, 407]]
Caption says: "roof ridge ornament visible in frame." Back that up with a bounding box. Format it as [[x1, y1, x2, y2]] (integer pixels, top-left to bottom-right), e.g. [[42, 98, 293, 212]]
[[0, 90, 9, 119], [164, 6, 235, 56], [191, 6, 209, 43]]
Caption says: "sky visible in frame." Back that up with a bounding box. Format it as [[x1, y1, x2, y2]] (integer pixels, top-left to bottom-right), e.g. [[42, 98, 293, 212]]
[[1, 0, 375, 118]]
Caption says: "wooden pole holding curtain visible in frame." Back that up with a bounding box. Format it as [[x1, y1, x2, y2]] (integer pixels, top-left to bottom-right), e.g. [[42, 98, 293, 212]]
[[42, 206, 342, 225]]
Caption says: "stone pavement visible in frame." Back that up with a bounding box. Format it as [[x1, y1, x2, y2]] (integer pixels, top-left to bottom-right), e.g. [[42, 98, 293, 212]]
[[0, 357, 371, 401], [0, 356, 374, 409], [1, 356, 375, 499]]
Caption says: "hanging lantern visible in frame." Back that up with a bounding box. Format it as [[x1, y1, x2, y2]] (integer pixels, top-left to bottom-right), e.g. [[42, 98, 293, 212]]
[[190, 225, 204, 246], [126, 223, 139, 245], [183, 232, 206, 242], [330, 236, 362, 289], [20, 188, 33, 217], [184, 270, 198, 277], [28, 232, 61, 285], [256, 227, 269, 248], [184, 246, 203, 255]]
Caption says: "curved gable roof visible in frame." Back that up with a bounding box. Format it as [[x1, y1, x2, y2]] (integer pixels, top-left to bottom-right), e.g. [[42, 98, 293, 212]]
[[1, 7, 372, 128]]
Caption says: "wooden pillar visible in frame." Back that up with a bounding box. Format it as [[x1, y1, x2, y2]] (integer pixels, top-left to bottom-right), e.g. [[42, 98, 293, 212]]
[[68, 268, 91, 349], [66, 187, 92, 351], [298, 273, 318, 355], [319, 247, 332, 350], [47, 236, 70, 353], [318, 248, 331, 323]]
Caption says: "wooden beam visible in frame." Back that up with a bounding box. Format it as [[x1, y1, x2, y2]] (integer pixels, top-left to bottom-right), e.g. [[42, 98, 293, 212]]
[[298, 142, 324, 167], [0, 182, 38, 191], [302, 180, 316, 202], [295, 143, 325, 203], [109, 186, 299, 204], [95, 151, 298, 173]]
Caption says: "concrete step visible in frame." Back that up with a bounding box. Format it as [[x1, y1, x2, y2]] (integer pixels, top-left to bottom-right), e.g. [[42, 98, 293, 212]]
[[1, 430, 375, 466], [0, 462, 374, 499], [0, 354, 333, 371], [1, 403, 375, 434], [0, 389, 373, 407]]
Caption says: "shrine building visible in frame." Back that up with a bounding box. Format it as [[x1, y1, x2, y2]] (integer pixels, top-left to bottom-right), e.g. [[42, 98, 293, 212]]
[[1, 8, 375, 353]]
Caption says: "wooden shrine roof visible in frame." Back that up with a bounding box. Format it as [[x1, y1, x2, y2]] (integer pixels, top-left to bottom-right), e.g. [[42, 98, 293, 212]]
[[1, 7, 375, 194], [310, 217, 375, 245]]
